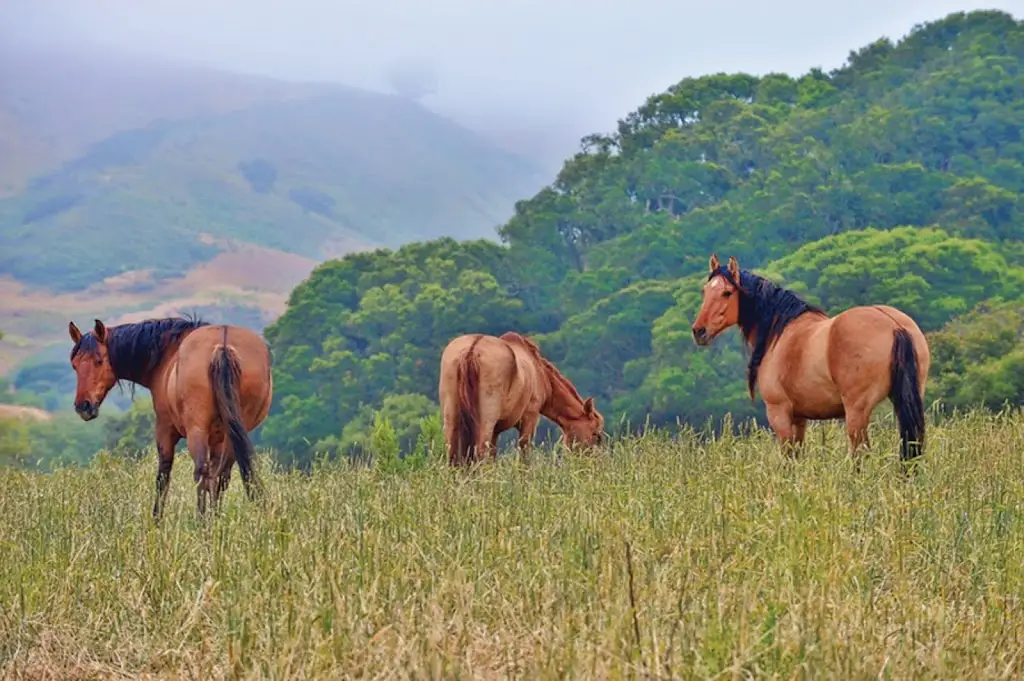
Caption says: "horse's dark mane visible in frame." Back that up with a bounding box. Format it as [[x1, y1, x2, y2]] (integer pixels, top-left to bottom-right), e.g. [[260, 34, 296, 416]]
[[71, 315, 209, 385], [710, 267, 826, 397]]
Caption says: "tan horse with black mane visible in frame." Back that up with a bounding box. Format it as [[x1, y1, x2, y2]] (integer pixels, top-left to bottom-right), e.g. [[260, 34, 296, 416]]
[[68, 317, 273, 518], [439, 332, 605, 466], [692, 255, 930, 463]]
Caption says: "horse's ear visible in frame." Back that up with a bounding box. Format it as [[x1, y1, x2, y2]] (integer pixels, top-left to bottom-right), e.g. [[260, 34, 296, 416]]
[[709, 253, 720, 272], [69, 321, 82, 343], [93, 319, 107, 343], [727, 256, 741, 284], [583, 397, 595, 415]]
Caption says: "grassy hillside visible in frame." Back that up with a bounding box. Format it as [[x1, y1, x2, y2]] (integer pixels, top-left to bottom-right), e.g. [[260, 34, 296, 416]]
[[0, 87, 544, 291], [3, 412, 1024, 677], [0, 45, 546, 380], [260, 10, 1024, 465]]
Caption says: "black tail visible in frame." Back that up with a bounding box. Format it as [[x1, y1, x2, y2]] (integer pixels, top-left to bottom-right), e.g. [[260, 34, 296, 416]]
[[889, 328, 925, 461], [210, 342, 260, 499]]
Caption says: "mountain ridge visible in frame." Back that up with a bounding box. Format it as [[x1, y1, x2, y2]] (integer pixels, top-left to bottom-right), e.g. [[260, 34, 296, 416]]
[[0, 63, 546, 292]]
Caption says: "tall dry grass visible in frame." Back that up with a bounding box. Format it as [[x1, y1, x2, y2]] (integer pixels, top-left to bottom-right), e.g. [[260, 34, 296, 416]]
[[2, 410, 1024, 679]]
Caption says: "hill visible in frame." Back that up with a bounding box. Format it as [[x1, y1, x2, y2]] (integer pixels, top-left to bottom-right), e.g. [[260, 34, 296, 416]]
[[0, 83, 545, 291], [259, 10, 1024, 465], [0, 45, 547, 379], [0, 44, 340, 198]]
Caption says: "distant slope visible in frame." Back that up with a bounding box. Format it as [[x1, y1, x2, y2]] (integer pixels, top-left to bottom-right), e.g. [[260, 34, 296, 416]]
[[0, 44, 337, 197], [0, 84, 545, 291], [0, 44, 547, 381]]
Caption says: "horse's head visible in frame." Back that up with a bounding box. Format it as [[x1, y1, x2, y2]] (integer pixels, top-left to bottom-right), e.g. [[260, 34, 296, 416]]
[[693, 253, 742, 346], [68, 319, 117, 421], [563, 397, 606, 447]]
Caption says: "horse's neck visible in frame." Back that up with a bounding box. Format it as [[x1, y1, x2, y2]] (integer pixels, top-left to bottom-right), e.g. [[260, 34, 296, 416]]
[[743, 309, 826, 349], [539, 365, 584, 427], [108, 334, 176, 389]]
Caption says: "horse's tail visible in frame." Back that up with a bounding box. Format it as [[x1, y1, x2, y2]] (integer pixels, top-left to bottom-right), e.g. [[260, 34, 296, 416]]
[[889, 328, 925, 461], [209, 336, 259, 498], [454, 348, 481, 464]]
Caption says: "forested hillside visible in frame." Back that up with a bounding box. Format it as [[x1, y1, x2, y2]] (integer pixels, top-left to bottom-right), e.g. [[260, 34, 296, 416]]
[[257, 10, 1024, 467]]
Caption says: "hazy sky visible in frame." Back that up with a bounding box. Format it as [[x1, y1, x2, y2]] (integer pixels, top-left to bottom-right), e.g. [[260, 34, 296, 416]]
[[4, 0, 1023, 147]]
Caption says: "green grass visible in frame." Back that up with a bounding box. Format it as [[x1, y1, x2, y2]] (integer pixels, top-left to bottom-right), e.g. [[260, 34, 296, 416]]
[[3, 410, 1024, 678]]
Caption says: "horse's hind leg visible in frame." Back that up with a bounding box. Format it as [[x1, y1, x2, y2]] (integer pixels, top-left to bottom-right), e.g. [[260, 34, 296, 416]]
[[216, 459, 234, 503], [791, 418, 808, 456], [843, 405, 872, 472], [209, 442, 233, 512], [152, 423, 180, 522], [441, 404, 466, 467], [517, 412, 540, 465], [473, 416, 500, 464], [187, 429, 211, 516]]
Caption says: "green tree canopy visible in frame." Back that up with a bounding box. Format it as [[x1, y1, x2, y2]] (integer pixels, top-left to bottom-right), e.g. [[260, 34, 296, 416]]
[[763, 226, 1024, 331], [928, 300, 1024, 411]]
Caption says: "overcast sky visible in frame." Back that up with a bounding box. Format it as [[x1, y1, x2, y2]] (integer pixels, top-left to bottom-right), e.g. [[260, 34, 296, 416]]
[[3, 0, 1022, 152]]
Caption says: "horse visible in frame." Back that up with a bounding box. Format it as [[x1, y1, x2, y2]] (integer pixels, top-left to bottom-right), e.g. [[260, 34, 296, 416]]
[[691, 254, 930, 464], [438, 332, 605, 466], [68, 316, 273, 518]]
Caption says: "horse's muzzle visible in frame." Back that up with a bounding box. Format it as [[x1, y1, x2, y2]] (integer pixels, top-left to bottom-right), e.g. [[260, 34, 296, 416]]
[[692, 325, 710, 346], [75, 400, 99, 421]]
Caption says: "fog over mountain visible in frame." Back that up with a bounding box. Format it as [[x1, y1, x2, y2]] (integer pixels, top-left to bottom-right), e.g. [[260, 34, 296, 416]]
[[4, 0, 1020, 168]]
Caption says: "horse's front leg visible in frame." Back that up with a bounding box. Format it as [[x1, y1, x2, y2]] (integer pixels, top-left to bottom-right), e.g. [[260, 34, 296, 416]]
[[152, 421, 181, 522], [516, 412, 540, 465], [765, 402, 802, 458]]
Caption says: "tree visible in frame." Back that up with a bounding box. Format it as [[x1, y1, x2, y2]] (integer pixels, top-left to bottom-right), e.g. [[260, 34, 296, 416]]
[[764, 226, 1024, 331], [928, 300, 1024, 411]]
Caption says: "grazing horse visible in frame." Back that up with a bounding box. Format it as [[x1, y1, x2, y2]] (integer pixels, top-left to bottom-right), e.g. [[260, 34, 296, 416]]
[[691, 254, 930, 463], [68, 317, 273, 518], [438, 332, 605, 466]]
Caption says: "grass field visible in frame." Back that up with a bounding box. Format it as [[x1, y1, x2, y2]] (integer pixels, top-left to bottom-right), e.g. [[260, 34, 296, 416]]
[[2, 410, 1024, 679]]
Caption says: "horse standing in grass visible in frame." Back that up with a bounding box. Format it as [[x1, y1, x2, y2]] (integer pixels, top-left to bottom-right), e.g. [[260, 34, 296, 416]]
[[438, 332, 605, 466], [68, 317, 273, 518], [691, 254, 930, 463]]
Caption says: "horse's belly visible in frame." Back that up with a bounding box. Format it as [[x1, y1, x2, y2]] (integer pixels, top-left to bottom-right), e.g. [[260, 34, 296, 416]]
[[769, 329, 844, 420], [785, 363, 842, 419]]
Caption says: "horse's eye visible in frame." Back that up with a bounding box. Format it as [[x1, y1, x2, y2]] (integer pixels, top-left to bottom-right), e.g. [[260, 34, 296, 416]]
[[723, 291, 732, 298]]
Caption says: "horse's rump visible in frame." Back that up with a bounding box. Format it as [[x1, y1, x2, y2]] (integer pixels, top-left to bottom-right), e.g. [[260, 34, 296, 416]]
[[208, 340, 262, 497]]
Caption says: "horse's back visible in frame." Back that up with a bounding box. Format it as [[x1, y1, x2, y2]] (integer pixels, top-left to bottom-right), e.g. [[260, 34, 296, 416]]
[[438, 333, 535, 424], [178, 325, 270, 373], [829, 305, 930, 395]]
